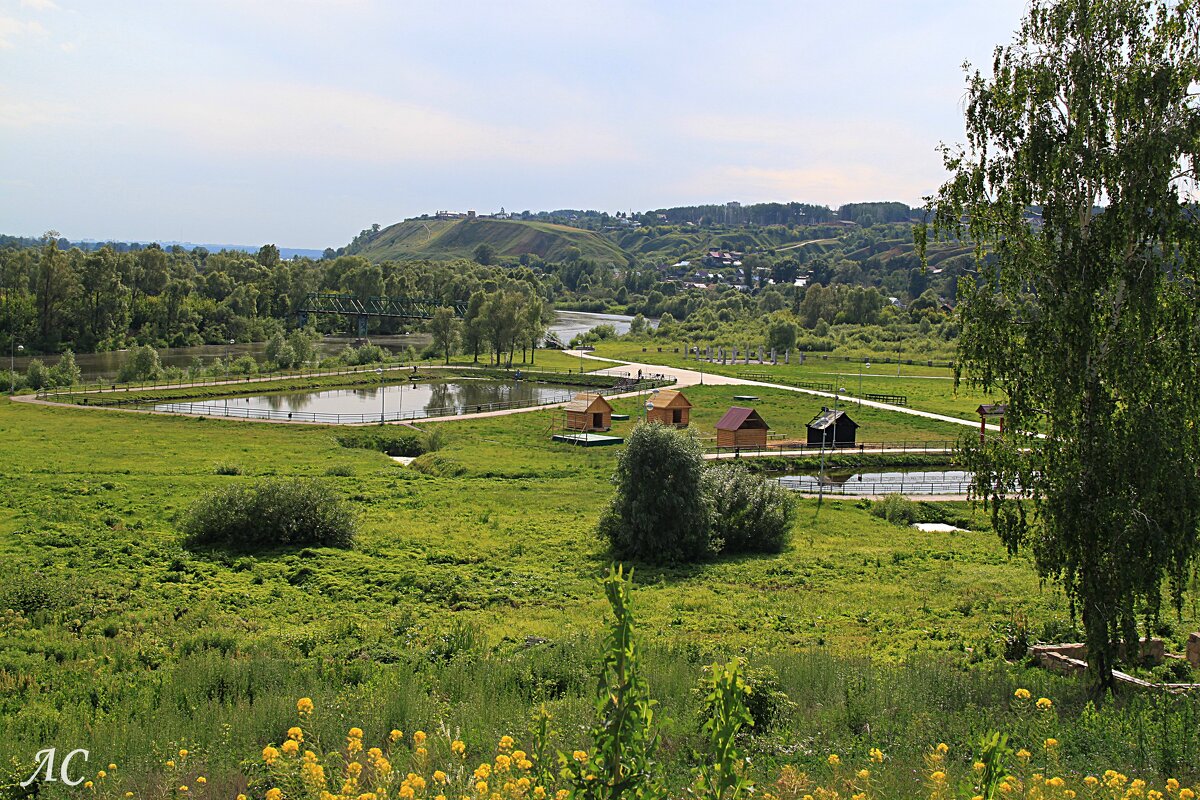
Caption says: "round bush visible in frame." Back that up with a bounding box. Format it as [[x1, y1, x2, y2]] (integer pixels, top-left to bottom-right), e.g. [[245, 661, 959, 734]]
[[598, 423, 712, 564], [182, 478, 356, 549], [702, 463, 796, 554]]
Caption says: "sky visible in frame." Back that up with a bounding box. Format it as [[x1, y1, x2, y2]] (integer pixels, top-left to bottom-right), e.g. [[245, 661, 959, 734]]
[[0, 0, 1029, 250]]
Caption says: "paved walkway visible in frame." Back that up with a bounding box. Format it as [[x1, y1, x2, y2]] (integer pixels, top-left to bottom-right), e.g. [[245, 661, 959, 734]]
[[567, 350, 999, 435]]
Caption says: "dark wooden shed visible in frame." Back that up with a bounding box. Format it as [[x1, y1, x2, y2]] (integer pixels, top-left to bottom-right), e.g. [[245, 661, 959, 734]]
[[646, 389, 692, 428], [565, 393, 613, 432], [715, 406, 770, 449], [806, 407, 859, 447]]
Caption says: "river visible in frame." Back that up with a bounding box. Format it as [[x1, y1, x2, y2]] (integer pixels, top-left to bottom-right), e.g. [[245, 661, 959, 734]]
[[9, 310, 635, 381]]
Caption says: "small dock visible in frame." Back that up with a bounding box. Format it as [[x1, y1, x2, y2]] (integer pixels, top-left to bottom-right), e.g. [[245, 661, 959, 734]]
[[552, 432, 625, 447]]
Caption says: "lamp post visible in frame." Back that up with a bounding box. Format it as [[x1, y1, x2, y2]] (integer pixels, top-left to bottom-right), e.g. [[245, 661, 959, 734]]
[[224, 338, 234, 416], [816, 385, 846, 513], [376, 367, 385, 423], [858, 360, 870, 406], [10, 342, 22, 395]]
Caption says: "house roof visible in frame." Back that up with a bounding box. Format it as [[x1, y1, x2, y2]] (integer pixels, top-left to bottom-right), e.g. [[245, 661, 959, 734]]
[[649, 389, 691, 409], [716, 406, 769, 431], [564, 393, 612, 413], [977, 403, 1007, 416], [807, 407, 859, 431]]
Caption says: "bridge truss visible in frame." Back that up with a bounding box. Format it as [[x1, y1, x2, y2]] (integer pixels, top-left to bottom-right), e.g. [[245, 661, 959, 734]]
[[297, 293, 468, 336]]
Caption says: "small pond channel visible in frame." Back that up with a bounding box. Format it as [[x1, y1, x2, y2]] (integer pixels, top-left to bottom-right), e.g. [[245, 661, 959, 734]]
[[770, 467, 973, 496], [151, 378, 584, 424]]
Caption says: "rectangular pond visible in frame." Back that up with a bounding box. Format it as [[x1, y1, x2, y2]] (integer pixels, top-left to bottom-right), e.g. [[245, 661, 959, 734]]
[[151, 379, 585, 423], [772, 468, 973, 496]]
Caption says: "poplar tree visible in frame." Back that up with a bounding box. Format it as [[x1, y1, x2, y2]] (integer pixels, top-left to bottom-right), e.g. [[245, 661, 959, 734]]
[[921, 0, 1200, 694]]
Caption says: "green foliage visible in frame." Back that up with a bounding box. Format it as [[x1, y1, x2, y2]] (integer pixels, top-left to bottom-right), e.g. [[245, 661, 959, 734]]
[[562, 565, 664, 800], [47, 350, 80, 386], [23, 359, 49, 390], [692, 660, 754, 800], [117, 344, 162, 382], [922, 0, 1200, 692], [336, 428, 426, 457], [977, 730, 1014, 800], [181, 478, 357, 550], [598, 423, 713, 564], [702, 463, 796, 554], [213, 462, 244, 475]]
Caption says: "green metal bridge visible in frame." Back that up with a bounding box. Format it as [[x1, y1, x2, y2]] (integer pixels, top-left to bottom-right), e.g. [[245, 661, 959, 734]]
[[297, 293, 468, 336]]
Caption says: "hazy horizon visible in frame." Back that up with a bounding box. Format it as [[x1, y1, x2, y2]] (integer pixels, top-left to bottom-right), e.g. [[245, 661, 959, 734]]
[[2, 1, 1027, 249]]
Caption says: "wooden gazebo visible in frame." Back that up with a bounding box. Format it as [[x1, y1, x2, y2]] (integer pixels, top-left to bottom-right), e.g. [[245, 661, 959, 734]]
[[565, 393, 613, 432], [715, 406, 770, 449], [646, 389, 692, 428]]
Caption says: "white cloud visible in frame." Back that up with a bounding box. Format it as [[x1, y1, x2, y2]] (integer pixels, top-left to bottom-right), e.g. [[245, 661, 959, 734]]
[[0, 16, 47, 48]]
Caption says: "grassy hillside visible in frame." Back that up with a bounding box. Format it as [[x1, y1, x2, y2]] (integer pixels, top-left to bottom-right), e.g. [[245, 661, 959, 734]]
[[351, 218, 629, 264]]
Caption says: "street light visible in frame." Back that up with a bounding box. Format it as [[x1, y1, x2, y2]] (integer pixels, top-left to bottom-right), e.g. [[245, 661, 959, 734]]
[[858, 360, 870, 406], [224, 338, 234, 417], [10, 342, 23, 395], [375, 367, 385, 423]]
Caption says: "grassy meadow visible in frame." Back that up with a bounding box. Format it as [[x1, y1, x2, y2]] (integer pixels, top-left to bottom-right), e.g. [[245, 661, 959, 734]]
[[2, 370, 1199, 797]]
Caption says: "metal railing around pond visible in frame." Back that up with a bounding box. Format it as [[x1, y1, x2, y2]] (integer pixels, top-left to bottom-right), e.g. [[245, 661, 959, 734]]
[[705, 439, 959, 457], [776, 475, 972, 496]]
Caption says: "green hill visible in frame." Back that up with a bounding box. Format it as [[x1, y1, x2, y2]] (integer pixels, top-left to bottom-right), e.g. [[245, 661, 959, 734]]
[[349, 218, 629, 264]]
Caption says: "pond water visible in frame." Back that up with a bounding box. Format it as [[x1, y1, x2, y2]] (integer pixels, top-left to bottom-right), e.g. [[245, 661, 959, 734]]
[[151, 378, 583, 424], [772, 468, 973, 496], [13, 310, 634, 381]]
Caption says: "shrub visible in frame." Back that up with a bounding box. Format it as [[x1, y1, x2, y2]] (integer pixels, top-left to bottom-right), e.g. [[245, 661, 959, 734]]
[[702, 463, 796, 554], [213, 462, 243, 476], [181, 478, 356, 549], [869, 493, 919, 525], [335, 429, 426, 457], [48, 350, 81, 387], [598, 423, 712, 564], [118, 344, 162, 382], [24, 359, 49, 390]]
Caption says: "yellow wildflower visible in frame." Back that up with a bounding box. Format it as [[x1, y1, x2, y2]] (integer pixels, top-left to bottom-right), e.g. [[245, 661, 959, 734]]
[[266, 789, 282, 800], [390, 729, 403, 742], [1149, 791, 1164, 800], [1085, 777, 1099, 787], [288, 727, 304, 742], [1167, 780, 1180, 793], [534, 789, 546, 800], [973, 796, 984, 800], [84, 782, 94, 790], [556, 792, 569, 800], [178, 787, 188, 793], [238, 796, 248, 800], [262, 746, 280, 765], [974, 762, 986, 772], [498, 736, 514, 752], [125, 794, 133, 799], [416, 747, 428, 760], [166, 761, 176, 769], [495, 755, 512, 772], [1037, 697, 1053, 710], [857, 769, 870, 780], [452, 740, 467, 757], [869, 748, 884, 763], [1044, 738, 1059, 749], [1017, 749, 1031, 761], [434, 771, 448, 784], [178, 750, 188, 759], [297, 697, 314, 714], [348, 727, 364, 739], [573, 751, 588, 765], [1015, 688, 1031, 700], [931, 771, 947, 782], [414, 731, 427, 746], [282, 740, 300, 756], [1179, 790, 1195, 800], [398, 789, 414, 800], [1047, 777, 1065, 788], [195, 777, 206, 786], [475, 782, 488, 795], [936, 742, 949, 754], [109, 765, 118, 772], [97, 771, 107, 780], [827, 754, 841, 767], [346, 762, 363, 777], [475, 764, 492, 779], [999, 783, 1013, 795]]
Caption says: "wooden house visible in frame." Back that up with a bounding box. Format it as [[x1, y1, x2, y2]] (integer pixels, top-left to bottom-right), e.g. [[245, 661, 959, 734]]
[[715, 406, 770, 449], [806, 407, 859, 447], [646, 389, 692, 428], [564, 393, 613, 432]]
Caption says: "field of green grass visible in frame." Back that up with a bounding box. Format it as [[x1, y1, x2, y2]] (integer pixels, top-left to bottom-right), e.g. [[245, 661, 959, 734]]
[[2, 372, 1199, 796]]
